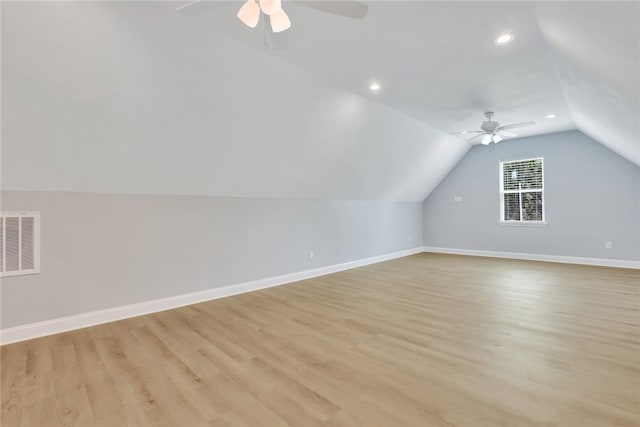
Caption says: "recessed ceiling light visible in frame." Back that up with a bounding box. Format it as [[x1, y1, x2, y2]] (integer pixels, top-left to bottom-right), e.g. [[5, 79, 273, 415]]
[[494, 33, 514, 45], [369, 83, 381, 91], [545, 113, 557, 119]]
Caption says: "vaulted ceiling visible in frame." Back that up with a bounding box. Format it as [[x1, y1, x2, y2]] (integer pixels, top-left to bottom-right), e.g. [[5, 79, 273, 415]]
[[2, 1, 638, 201], [206, 0, 639, 163]]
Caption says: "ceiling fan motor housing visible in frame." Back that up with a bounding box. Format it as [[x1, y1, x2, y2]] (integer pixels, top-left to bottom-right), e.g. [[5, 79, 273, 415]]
[[481, 111, 499, 133], [482, 120, 499, 132]]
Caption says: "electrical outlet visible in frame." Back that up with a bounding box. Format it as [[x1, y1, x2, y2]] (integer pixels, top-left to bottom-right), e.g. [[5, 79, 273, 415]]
[[309, 250, 314, 259], [605, 241, 612, 249], [454, 196, 463, 202], [409, 236, 413, 243]]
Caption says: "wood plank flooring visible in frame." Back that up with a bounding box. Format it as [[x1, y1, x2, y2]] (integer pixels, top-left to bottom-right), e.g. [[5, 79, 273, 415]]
[[2, 253, 639, 426]]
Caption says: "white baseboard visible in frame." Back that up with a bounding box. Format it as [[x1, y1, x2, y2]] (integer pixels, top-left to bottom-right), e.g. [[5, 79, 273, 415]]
[[0, 247, 423, 345], [422, 246, 640, 269]]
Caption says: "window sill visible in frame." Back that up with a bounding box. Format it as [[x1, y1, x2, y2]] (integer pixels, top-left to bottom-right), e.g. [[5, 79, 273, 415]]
[[0, 268, 41, 278], [498, 221, 548, 227]]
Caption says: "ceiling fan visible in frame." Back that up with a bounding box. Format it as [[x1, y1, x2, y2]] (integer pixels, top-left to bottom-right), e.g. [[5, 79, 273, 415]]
[[177, 0, 368, 38], [450, 112, 535, 145]]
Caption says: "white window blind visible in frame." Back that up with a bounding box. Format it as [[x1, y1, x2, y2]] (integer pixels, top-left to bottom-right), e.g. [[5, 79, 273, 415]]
[[1, 213, 40, 277], [499, 158, 545, 223]]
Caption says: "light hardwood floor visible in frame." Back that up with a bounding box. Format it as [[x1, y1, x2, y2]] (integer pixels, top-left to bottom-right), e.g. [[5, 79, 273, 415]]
[[2, 253, 639, 426]]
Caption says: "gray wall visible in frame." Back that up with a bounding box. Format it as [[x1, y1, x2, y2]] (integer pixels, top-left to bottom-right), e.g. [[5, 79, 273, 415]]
[[1, 191, 422, 329], [423, 130, 640, 261]]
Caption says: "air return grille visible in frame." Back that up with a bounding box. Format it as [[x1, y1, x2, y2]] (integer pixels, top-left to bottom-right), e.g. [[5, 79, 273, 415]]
[[1, 213, 40, 277]]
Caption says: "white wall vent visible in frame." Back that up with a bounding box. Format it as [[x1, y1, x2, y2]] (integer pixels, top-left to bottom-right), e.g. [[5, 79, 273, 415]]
[[1, 212, 40, 277]]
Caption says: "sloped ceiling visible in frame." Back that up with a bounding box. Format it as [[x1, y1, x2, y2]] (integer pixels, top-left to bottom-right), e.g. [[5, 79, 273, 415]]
[[535, 2, 639, 165], [259, 1, 639, 165], [1, 1, 638, 203]]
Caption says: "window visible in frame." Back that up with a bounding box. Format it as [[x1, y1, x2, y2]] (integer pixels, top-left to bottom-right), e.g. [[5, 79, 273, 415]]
[[1, 212, 40, 277], [499, 158, 545, 223]]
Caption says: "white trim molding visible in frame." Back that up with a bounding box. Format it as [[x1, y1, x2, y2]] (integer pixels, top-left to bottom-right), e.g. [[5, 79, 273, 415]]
[[498, 221, 548, 227], [423, 246, 640, 269], [0, 247, 423, 345]]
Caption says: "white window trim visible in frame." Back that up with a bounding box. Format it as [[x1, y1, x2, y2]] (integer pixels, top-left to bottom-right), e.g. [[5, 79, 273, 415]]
[[499, 157, 546, 224], [1, 212, 41, 278], [498, 221, 548, 227]]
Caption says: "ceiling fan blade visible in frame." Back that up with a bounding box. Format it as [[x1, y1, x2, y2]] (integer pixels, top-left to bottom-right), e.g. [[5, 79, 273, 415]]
[[497, 121, 535, 131], [176, 0, 224, 15], [293, 1, 369, 19], [466, 133, 486, 143], [266, 16, 290, 50], [498, 130, 518, 137], [176, 0, 202, 12], [450, 130, 482, 135]]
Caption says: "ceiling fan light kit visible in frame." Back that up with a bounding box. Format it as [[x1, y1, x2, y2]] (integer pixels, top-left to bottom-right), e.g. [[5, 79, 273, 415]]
[[259, 0, 282, 16], [237, 0, 290, 33], [270, 9, 292, 33], [237, 0, 261, 28], [480, 134, 503, 145]]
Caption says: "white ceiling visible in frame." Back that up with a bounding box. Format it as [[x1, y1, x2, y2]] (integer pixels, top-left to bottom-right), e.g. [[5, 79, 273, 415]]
[[180, 0, 638, 162], [1, 1, 638, 202]]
